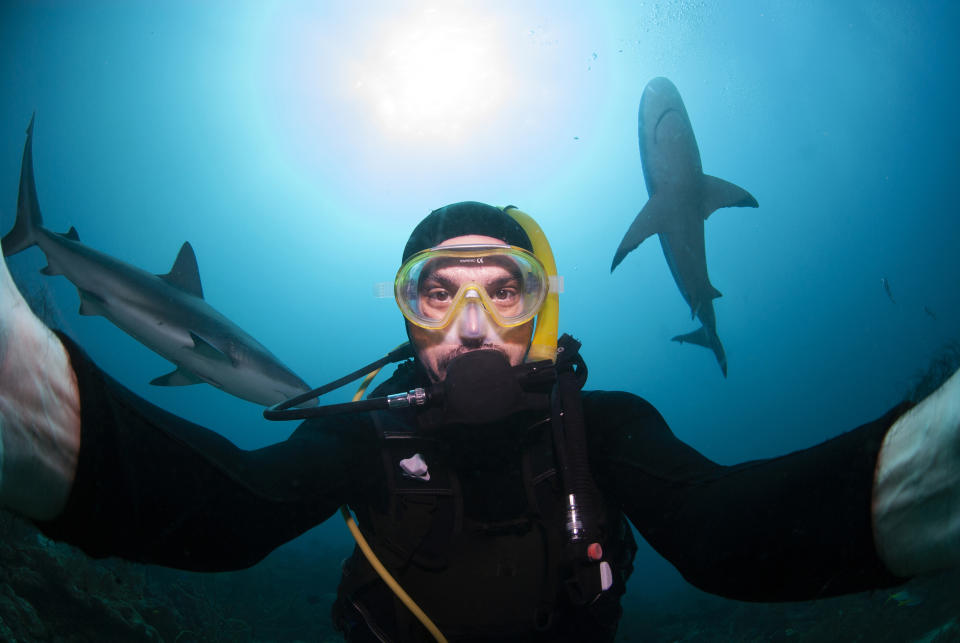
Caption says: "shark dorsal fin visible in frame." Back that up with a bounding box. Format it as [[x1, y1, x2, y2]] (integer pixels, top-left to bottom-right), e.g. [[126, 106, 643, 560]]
[[159, 242, 204, 299]]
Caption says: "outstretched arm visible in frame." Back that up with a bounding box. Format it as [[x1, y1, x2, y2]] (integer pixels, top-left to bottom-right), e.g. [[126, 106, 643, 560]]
[[35, 336, 376, 570], [1, 248, 376, 570], [586, 391, 907, 601], [0, 245, 80, 520], [873, 366, 960, 576]]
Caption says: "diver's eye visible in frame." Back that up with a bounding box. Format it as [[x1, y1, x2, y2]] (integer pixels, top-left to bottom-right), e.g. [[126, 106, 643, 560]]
[[426, 289, 453, 304], [491, 287, 518, 301]]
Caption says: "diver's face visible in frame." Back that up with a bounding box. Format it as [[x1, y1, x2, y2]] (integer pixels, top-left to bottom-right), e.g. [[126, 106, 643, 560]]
[[408, 235, 534, 382]]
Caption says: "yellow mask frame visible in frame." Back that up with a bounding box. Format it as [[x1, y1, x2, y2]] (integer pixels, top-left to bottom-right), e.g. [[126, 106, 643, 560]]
[[395, 244, 549, 331]]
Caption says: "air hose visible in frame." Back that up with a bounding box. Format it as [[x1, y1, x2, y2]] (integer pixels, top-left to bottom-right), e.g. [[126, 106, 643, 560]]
[[341, 361, 449, 643], [263, 344, 417, 420], [551, 335, 608, 604], [340, 506, 448, 643]]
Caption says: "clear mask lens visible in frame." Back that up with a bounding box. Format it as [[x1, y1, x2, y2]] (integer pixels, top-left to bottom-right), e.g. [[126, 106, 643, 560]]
[[395, 245, 549, 330]]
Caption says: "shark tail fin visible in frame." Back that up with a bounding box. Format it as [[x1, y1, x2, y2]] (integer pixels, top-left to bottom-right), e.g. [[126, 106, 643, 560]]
[[672, 326, 728, 377], [701, 174, 759, 220], [2, 113, 44, 257]]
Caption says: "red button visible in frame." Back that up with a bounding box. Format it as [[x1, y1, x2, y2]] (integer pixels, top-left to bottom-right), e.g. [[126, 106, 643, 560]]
[[587, 542, 603, 561]]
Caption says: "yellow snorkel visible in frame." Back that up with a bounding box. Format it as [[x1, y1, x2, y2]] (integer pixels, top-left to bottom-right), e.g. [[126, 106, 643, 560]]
[[502, 206, 560, 363]]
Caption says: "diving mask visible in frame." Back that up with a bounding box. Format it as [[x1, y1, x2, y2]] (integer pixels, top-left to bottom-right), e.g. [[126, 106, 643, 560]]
[[395, 244, 549, 330]]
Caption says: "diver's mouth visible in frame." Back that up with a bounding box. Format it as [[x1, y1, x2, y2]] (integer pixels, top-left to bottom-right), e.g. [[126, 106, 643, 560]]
[[436, 345, 506, 375]]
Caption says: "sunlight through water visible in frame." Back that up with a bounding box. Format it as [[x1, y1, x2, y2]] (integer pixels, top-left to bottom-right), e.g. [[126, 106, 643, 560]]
[[348, 5, 513, 143]]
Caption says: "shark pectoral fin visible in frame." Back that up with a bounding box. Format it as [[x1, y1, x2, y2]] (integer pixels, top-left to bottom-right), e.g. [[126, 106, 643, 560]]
[[189, 331, 231, 363], [77, 289, 107, 316], [611, 195, 669, 272], [158, 242, 205, 299], [701, 174, 759, 219], [151, 367, 203, 387]]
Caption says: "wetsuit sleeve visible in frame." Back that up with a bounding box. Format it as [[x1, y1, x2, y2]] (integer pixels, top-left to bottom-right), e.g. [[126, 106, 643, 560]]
[[585, 390, 909, 601], [34, 333, 380, 572]]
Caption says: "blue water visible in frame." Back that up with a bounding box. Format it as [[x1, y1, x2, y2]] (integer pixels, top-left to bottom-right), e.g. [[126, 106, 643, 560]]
[[2, 0, 959, 635]]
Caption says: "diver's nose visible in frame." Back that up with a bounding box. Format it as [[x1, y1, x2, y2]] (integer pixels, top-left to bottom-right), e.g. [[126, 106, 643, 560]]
[[457, 291, 489, 341]]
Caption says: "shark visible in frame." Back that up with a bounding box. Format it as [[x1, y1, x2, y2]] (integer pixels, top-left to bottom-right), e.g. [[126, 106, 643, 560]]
[[2, 115, 314, 406], [610, 77, 759, 376], [881, 277, 896, 304]]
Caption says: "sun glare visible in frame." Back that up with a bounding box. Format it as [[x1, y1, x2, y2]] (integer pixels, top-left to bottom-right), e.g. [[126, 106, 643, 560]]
[[351, 7, 512, 143]]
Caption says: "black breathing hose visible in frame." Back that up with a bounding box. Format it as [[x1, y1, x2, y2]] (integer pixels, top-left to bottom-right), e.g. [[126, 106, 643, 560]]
[[553, 337, 599, 545], [264, 343, 415, 421]]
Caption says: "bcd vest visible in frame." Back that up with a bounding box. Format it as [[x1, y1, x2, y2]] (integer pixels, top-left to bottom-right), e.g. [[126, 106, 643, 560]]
[[333, 405, 637, 642]]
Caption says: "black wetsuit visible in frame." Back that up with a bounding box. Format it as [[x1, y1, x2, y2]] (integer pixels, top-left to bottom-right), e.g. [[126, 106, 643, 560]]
[[37, 336, 906, 642]]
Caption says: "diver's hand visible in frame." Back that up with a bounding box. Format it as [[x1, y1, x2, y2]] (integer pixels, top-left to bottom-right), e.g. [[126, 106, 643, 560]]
[[0, 248, 80, 520], [873, 366, 960, 576]]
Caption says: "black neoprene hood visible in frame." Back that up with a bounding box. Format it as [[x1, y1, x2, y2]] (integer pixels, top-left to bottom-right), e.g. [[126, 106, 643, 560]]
[[402, 201, 533, 263]]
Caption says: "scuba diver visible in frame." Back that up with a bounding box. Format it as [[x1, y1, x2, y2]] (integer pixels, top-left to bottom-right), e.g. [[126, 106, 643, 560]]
[[2, 201, 960, 642]]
